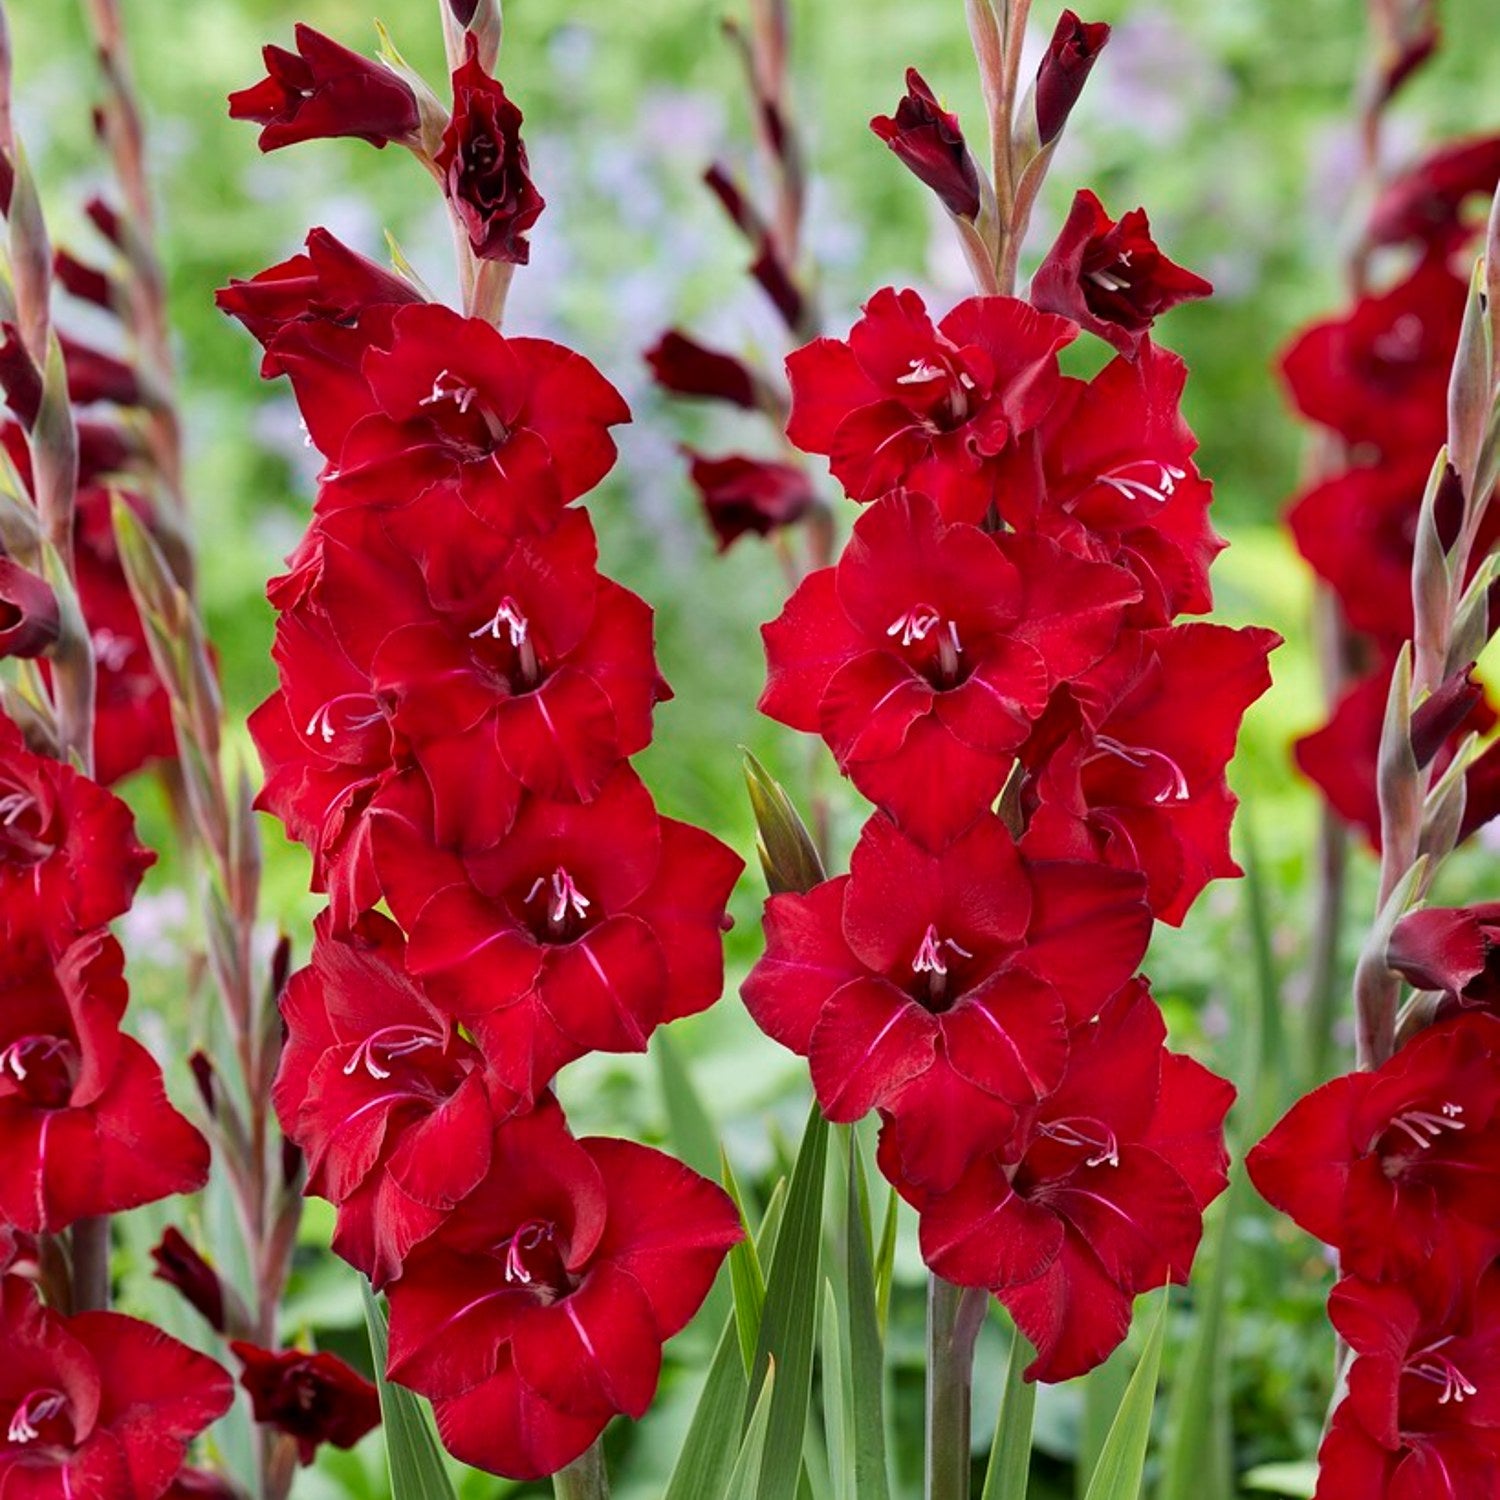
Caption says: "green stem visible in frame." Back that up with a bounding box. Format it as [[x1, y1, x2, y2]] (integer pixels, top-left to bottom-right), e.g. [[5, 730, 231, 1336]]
[[1304, 804, 1349, 1087], [926, 1277, 987, 1500], [553, 1442, 611, 1500]]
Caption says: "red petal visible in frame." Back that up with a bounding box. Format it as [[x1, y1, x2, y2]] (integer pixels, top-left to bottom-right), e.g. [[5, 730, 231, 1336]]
[[808, 977, 937, 1119], [941, 971, 1069, 1105], [760, 567, 865, 732], [1001, 1230, 1134, 1382], [917, 1154, 1064, 1289]]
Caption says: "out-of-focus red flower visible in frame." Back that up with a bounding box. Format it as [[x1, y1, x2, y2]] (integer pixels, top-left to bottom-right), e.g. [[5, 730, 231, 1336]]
[[1389, 902, 1500, 1016], [229, 24, 420, 153], [0, 1225, 39, 1306], [870, 69, 982, 221], [385, 1099, 742, 1481], [684, 451, 817, 551], [61, 336, 141, 410], [0, 559, 58, 658], [1281, 255, 1467, 460], [437, 36, 545, 264], [1368, 134, 1500, 250], [1315, 1266, 1500, 1499], [151, 1229, 229, 1335], [993, 343, 1222, 624], [0, 710, 154, 939], [1031, 190, 1210, 358], [275, 912, 507, 1285], [761, 489, 1138, 846], [0, 1295, 232, 1497], [372, 767, 742, 1101], [231, 1342, 381, 1466], [743, 810, 1151, 1189], [1022, 623, 1279, 924], [1034, 11, 1111, 145], [162, 1469, 239, 1500], [785, 288, 1077, 521], [644, 331, 760, 409], [1248, 1013, 1500, 1284], [0, 926, 210, 1232], [889, 981, 1231, 1381]]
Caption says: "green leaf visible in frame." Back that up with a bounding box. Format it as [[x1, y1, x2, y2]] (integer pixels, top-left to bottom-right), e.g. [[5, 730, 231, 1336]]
[[1240, 1462, 1318, 1497], [1082, 1296, 1168, 1500], [664, 1313, 752, 1500], [1078, 1343, 1131, 1497], [751, 1101, 830, 1500], [820, 1281, 849, 1500], [845, 1137, 892, 1500], [873, 1183, 899, 1332], [981, 1328, 1035, 1500], [727, 1358, 778, 1500], [724, 1149, 768, 1376], [359, 1279, 458, 1500]]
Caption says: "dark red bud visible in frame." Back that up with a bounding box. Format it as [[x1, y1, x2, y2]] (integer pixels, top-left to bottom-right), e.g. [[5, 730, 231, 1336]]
[[1411, 665, 1485, 767], [0, 327, 41, 429], [0, 560, 60, 659], [85, 197, 124, 247], [189, 1050, 218, 1116], [1036, 10, 1111, 145], [645, 331, 759, 408], [152, 1229, 228, 1333], [870, 68, 981, 221], [54, 250, 116, 312], [448, 0, 481, 21]]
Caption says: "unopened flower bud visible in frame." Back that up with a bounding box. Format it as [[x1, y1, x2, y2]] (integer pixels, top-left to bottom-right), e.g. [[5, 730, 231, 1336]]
[[0, 559, 59, 658], [871, 68, 982, 221], [1035, 11, 1110, 146]]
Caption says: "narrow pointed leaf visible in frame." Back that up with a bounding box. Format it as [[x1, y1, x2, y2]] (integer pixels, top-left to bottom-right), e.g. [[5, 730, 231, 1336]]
[[846, 1137, 892, 1500], [727, 1360, 778, 1500], [820, 1282, 849, 1500], [981, 1329, 1035, 1500], [725, 1150, 769, 1376], [1082, 1296, 1169, 1500], [874, 1184, 898, 1331], [664, 1313, 752, 1500]]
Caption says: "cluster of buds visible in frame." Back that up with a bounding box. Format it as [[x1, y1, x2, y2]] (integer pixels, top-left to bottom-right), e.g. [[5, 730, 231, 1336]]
[[223, 5, 745, 1481], [742, 5, 1274, 1384]]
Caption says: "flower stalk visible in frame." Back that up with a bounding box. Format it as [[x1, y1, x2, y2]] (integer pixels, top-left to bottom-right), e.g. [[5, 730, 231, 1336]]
[[553, 1442, 611, 1500], [925, 1279, 988, 1500]]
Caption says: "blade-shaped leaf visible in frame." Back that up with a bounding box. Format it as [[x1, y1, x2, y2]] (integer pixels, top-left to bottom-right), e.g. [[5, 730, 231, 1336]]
[[1240, 1462, 1317, 1497], [821, 1281, 849, 1500], [724, 1149, 768, 1375], [664, 1312, 752, 1500], [981, 1328, 1036, 1500], [359, 1279, 458, 1500], [1082, 1297, 1169, 1500], [874, 1183, 899, 1332], [727, 1359, 778, 1500], [846, 1137, 892, 1500]]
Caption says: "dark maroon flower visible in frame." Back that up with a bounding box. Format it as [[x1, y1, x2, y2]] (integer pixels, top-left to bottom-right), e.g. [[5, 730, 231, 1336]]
[[385, 1098, 742, 1481], [231, 1342, 380, 1466], [743, 810, 1152, 1189], [0, 926, 210, 1233], [685, 451, 817, 551], [0, 558, 58, 658], [1315, 1267, 1500, 1499], [228, 25, 420, 153], [1412, 667, 1488, 768], [1389, 902, 1500, 1015], [1369, 134, 1500, 250], [0, 709, 155, 941], [151, 1230, 229, 1335], [163, 1470, 239, 1500], [61, 336, 140, 409], [644, 331, 759, 409], [891, 981, 1232, 1381], [761, 489, 1139, 846], [870, 69, 982, 221], [785, 287, 1077, 521], [1035, 11, 1111, 145], [1031, 190, 1211, 358], [436, 36, 545, 264], [1248, 1013, 1500, 1284], [274, 912, 508, 1285], [371, 767, 743, 1102], [53, 250, 115, 312]]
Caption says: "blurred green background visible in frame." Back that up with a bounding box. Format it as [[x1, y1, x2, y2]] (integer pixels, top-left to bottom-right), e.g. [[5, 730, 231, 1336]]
[[10, 0, 1500, 1495]]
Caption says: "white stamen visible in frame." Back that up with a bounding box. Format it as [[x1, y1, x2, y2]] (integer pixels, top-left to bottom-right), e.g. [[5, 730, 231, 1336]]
[[912, 924, 973, 977], [6, 1392, 65, 1445], [1408, 1342, 1478, 1405], [469, 597, 529, 647], [896, 359, 946, 385], [1042, 1119, 1121, 1169], [1388, 1105, 1466, 1151], [887, 605, 942, 648], [303, 699, 384, 746], [1092, 735, 1191, 803], [526, 868, 591, 926], [419, 369, 479, 413], [1096, 460, 1188, 506], [342, 1027, 444, 1082]]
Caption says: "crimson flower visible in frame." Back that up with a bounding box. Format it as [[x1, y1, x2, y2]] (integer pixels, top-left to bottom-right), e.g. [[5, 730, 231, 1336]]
[[0, 559, 58, 658], [644, 330, 760, 408], [785, 288, 1077, 521], [0, 926, 210, 1232], [889, 981, 1232, 1381], [231, 1343, 381, 1466], [385, 1099, 742, 1480], [1021, 623, 1279, 924], [372, 767, 743, 1101], [742, 810, 1151, 1189], [437, 36, 545, 264], [761, 489, 1138, 846], [0, 709, 154, 938], [0, 1295, 232, 1498], [684, 451, 817, 551], [1031, 190, 1210, 358], [1316, 1267, 1500, 1499], [274, 912, 507, 1286], [1389, 902, 1500, 1016], [992, 342, 1222, 625], [62, 337, 141, 410], [1248, 1013, 1500, 1284], [1281, 255, 1467, 459], [870, 69, 982, 221], [1034, 10, 1111, 145], [1368, 134, 1500, 250], [229, 25, 420, 152]]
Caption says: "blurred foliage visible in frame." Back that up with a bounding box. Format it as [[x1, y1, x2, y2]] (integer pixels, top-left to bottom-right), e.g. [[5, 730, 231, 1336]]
[[10, 0, 1500, 1495]]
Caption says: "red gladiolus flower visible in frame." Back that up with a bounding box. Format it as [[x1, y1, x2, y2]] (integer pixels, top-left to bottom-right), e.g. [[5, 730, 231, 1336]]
[[644, 330, 760, 408], [1281, 255, 1467, 459], [1034, 10, 1111, 145], [761, 489, 1139, 846], [231, 1343, 381, 1466], [1316, 1267, 1500, 1500], [1368, 134, 1500, 250], [0, 559, 58, 658], [888, 981, 1232, 1381], [1021, 623, 1279, 924], [1389, 903, 1500, 1016], [742, 810, 1151, 1189], [684, 451, 818, 551], [274, 912, 509, 1285], [372, 767, 743, 1101], [1031, 190, 1211, 358], [385, 1099, 742, 1480], [0, 1295, 232, 1498], [61, 336, 141, 410], [437, 36, 546, 264], [0, 710, 154, 938], [992, 342, 1223, 625], [229, 24, 420, 152], [785, 288, 1077, 521], [870, 69, 982, 221], [1248, 1013, 1500, 1284]]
